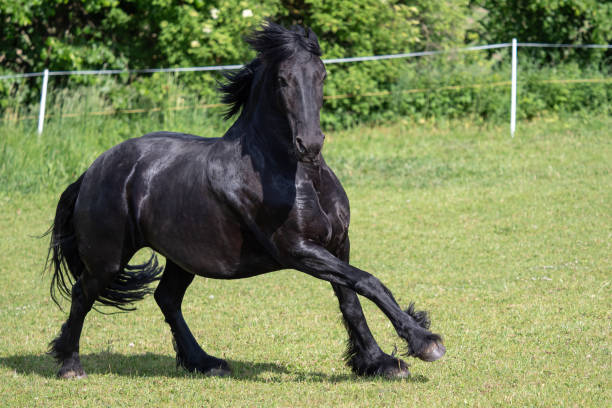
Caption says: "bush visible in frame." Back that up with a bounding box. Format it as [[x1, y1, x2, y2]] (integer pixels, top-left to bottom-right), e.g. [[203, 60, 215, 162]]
[[390, 52, 611, 122], [1, 0, 426, 126], [517, 60, 610, 118], [1, 1, 610, 129], [476, 0, 612, 66], [393, 54, 511, 121]]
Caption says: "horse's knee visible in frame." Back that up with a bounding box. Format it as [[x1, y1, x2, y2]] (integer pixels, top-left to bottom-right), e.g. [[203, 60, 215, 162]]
[[154, 280, 183, 316], [354, 275, 388, 299], [333, 285, 361, 316], [154, 262, 193, 315], [153, 285, 173, 313]]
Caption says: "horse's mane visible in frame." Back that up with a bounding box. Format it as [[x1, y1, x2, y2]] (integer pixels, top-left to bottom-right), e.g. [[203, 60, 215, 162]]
[[219, 22, 322, 120]]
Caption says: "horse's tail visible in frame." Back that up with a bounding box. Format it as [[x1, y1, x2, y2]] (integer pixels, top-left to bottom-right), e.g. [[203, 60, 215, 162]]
[[45, 174, 163, 311], [45, 173, 86, 308]]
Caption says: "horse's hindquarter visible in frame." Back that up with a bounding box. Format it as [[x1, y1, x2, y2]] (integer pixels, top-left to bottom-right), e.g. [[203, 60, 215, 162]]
[[74, 133, 265, 278]]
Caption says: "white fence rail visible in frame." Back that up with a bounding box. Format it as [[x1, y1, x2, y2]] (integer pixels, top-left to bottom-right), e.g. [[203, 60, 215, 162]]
[[1, 41, 610, 135]]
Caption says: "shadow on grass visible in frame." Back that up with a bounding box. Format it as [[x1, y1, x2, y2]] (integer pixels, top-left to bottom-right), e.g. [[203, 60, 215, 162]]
[[0, 352, 429, 384]]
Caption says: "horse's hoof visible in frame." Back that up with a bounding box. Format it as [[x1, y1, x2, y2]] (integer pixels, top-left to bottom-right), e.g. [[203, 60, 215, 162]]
[[379, 356, 411, 378], [57, 356, 87, 379], [203, 366, 231, 377], [353, 355, 411, 379], [383, 365, 410, 379], [418, 340, 446, 362], [57, 367, 87, 379]]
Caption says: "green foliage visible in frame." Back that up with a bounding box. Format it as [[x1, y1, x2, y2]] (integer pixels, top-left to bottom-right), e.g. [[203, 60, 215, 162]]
[[1, 1, 611, 128], [393, 54, 509, 121], [392, 53, 611, 122], [0, 0, 275, 73], [517, 60, 611, 118], [0, 0, 425, 125], [476, 0, 612, 65], [0, 0, 422, 72], [405, 0, 474, 49]]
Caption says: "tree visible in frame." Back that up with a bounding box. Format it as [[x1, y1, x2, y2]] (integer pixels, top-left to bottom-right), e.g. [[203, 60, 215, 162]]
[[475, 0, 612, 65]]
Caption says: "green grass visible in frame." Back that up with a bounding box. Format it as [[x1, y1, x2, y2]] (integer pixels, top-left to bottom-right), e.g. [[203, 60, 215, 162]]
[[0, 114, 610, 406]]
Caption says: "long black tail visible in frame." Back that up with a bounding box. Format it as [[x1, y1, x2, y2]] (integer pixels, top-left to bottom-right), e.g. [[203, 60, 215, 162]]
[[45, 174, 86, 308], [45, 173, 162, 311]]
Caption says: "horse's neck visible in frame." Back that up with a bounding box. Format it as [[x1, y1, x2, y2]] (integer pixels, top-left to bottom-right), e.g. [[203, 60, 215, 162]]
[[235, 85, 294, 165]]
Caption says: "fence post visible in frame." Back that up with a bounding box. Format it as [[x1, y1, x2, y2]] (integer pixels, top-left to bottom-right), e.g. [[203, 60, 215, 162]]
[[37, 68, 49, 135], [510, 38, 517, 137]]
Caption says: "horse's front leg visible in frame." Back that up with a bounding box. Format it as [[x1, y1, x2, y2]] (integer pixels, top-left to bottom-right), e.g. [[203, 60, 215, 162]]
[[331, 237, 412, 377], [288, 241, 445, 363]]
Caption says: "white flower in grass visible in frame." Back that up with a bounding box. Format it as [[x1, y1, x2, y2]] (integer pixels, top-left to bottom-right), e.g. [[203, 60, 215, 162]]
[[211, 8, 219, 19], [203, 25, 212, 34], [242, 9, 253, 18], [190, 40, 200, 48]]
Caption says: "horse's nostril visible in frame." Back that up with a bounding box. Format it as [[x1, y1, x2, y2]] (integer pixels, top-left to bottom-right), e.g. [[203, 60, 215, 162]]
[[295, 137, 307, 154]]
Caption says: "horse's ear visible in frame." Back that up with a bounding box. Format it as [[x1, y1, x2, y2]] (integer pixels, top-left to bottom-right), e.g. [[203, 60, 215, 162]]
[[308, 28, 319, 44], [304, 27, 321, 56], [288, 24, 319, 47]]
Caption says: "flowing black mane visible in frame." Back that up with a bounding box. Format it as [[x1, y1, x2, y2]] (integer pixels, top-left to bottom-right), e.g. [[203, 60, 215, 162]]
[[219, 22, 322, 120]]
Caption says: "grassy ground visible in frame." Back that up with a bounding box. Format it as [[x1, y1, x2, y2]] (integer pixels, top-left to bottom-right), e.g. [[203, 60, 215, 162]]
[[0, 114, 610, 406]]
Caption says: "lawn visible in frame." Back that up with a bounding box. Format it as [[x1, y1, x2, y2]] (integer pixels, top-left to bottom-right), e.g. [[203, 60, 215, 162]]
[[0, 113, 610, 406]]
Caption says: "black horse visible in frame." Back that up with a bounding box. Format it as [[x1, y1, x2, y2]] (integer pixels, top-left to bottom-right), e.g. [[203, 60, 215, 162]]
[[46, 23, 445, 379]]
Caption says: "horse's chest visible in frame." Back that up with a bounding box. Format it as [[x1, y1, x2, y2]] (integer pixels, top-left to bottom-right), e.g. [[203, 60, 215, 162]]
[[294, 184, 333, 246]]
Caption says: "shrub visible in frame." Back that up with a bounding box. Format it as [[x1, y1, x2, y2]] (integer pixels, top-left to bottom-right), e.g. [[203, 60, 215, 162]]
[[1, 1, 610, 128], [476, 0, 612, 66]]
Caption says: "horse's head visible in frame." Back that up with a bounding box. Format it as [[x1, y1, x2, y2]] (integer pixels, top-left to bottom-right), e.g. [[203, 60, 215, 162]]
[[273, 31, 326, 163], [221, 23, 326, 164]]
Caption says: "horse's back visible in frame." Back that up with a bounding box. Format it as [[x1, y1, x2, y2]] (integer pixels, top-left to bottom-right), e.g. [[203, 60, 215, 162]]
[[140, 131, 217, 143], [78, 131, 217, 193]]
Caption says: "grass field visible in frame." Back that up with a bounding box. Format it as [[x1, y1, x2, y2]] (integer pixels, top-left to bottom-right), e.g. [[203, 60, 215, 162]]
[[0, 113, 610, 406]]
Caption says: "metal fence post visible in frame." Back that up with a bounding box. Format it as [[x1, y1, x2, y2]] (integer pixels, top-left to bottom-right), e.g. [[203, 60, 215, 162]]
[[37, 68, 49, 135], [510, 39, 517, 137]]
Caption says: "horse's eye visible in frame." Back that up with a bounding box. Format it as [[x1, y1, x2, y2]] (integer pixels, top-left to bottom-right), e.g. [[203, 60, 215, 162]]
[[278, 77, 288, 87]]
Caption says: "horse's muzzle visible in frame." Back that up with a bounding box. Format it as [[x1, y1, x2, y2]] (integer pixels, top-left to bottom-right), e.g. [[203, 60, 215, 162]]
[[294, 133, 324, 163]]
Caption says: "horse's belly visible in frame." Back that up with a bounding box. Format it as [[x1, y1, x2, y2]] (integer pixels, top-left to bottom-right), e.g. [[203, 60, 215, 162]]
[[143, 204, 279, 279]]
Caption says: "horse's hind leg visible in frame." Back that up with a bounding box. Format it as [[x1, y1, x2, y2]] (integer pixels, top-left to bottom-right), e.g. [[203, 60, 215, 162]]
[[50, 280, 91, 378], [154, 260, 230, 376], [50, 270, 115, 379], [331, 238, 410, 377]]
